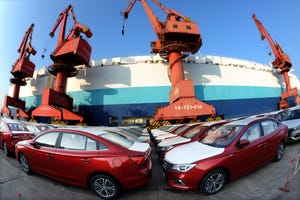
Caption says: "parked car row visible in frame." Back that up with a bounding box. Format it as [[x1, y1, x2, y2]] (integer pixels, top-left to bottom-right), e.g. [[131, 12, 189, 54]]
[[0, 106, 298, 198], [0, 118, 152, 199], [150, 116, 289, 195], [248, 105, 300, 142]]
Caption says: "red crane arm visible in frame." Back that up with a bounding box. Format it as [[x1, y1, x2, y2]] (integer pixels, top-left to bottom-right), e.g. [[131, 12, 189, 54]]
[[152, 0, 187, 21], [122, 0, 201, 55], [50, 4, 92, 45], [18, 23, 36, 60], [123, 0, 137, 19], [252, 14, 291, 71], [123, 0, 162, 37]]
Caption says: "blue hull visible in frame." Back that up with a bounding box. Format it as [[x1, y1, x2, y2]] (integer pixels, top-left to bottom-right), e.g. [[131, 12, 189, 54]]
[[23, 85, 291, 125], [26, 96, 281, 126]]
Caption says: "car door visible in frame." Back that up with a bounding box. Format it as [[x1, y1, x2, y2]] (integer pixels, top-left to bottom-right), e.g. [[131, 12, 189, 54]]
[[261, 120, 283, 160], [228, 123, 266, 178], [53, 132, 102, 185], [26, 131, 59, 177]]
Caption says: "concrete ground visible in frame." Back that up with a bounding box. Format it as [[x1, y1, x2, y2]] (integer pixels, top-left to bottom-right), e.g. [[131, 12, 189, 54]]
[[0, 142, 299, 200]]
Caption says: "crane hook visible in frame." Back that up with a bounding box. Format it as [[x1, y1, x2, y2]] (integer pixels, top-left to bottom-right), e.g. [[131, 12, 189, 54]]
[[121, 11, 125, 35]]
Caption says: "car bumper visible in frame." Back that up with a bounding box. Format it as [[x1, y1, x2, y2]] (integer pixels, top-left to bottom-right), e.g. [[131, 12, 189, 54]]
[[164, 169, 202, 190], [122, 158, 152, 190], [288, 129, 300, 141], [162, 160, 204, 190]]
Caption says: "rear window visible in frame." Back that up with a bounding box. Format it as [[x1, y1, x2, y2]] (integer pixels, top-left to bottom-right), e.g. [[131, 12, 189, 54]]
[[8, 123, 29, 131], [99, 132, 133, 149]]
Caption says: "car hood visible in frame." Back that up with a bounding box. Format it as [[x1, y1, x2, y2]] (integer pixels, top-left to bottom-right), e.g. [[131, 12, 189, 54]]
[[165, 141, 224, 164], [129, 141, 150, 152], [281, 119, 300, 129], [158, 136, 190, 147], [16, 140, 31, 146]]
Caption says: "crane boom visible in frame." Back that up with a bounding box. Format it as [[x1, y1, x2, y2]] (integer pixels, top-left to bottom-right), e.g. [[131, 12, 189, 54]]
[[1, 24, 36, 119], [252, 14, 291, 72], [122, 0, 216, 123], [123, 0, 201, 55], [252, 14, 300, 108], [32, 4, 93, 124]]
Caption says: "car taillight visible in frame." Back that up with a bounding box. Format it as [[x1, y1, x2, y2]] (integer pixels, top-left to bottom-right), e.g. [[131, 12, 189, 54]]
[[129, 156, 146, 165]]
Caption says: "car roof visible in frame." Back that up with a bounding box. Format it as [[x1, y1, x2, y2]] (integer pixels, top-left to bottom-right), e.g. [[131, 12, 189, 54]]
[[199, 120, 228, 126], [226, 117, 271, 126], [0, 118, 23, 124], [52, 126, 112, 136]]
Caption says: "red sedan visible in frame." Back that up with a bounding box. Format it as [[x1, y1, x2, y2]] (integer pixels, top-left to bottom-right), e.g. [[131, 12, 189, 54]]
[[15, 127, 152, 199], [163, 117, 287, 195], [156, 121, 228, 160], [0, 118, 35, 156]]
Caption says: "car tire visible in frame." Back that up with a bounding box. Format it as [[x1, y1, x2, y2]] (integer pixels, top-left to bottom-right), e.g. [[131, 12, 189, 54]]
[[274, 141, 285, 162], [89, 174, 120, 200], [19, 153, 31, 174], [2, 141, 9, 156], [200, 168, 227, 195]]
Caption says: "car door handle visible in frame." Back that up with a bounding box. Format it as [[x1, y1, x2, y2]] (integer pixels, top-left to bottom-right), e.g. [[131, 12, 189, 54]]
[[81, 158, 90, 163], [45, 153, 52, 158], [258, 143, 266, 148]]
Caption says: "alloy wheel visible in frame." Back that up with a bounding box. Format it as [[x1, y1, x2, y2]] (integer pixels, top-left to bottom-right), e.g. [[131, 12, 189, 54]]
[[200, 168, 227, 195], [19, 153, 31, 174], [3, 141, 8, 156], [90, 175, 120, 200]]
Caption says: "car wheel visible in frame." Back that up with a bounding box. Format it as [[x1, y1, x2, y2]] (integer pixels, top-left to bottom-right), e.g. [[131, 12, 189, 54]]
[[274, 141, 285, 162], [200, 168, 227, 195], [90, 174, 120, 200], [19, 153, 31, 174], [2, 141, 9, 156]]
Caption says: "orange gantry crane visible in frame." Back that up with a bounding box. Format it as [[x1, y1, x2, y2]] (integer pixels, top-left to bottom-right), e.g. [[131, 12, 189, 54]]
[[252, 14, 300, 109], [1, 24, 36, 119], [122, 0, 216, 123], [31, 5, 92, 123]]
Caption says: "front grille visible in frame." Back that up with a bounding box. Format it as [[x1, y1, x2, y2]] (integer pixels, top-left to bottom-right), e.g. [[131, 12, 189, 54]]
[[288, 129, 293, 137], [288, 129, 300, 139]]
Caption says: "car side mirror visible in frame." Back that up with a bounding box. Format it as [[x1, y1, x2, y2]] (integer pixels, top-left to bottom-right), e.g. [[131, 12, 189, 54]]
[[237, 139, 250, 147], [30, 141, 40, 149]]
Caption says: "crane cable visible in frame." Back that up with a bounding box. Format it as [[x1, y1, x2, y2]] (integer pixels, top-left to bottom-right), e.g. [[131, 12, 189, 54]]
[[41, 36, 52, 59], [121, 15, 126, 35]]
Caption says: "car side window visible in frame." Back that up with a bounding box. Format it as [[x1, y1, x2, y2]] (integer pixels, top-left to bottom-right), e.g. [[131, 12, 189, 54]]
[[59, 132, 105, 151], [261, 120, 278, 136], [60, 133, 86, 150], [86, 137, 98, 150], [241, 123, 262, 142], [35, 132, 59, 148]]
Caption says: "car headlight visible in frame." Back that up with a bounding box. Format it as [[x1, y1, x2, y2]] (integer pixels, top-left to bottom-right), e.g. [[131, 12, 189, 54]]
[[171, 164, 196, 172]]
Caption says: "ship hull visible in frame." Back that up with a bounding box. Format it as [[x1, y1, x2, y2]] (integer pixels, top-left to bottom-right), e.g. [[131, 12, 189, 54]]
[[15, 55, 300, 125]]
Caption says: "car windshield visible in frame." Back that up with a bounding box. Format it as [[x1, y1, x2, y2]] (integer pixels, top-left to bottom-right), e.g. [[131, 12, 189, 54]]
[[282, 109, 300, 121], [201, 125, 244, 148], [173, 125, 190, 135], [8, 123, 29, 131], [183, 126, 207, 138], [99, 132, 133, 149]]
